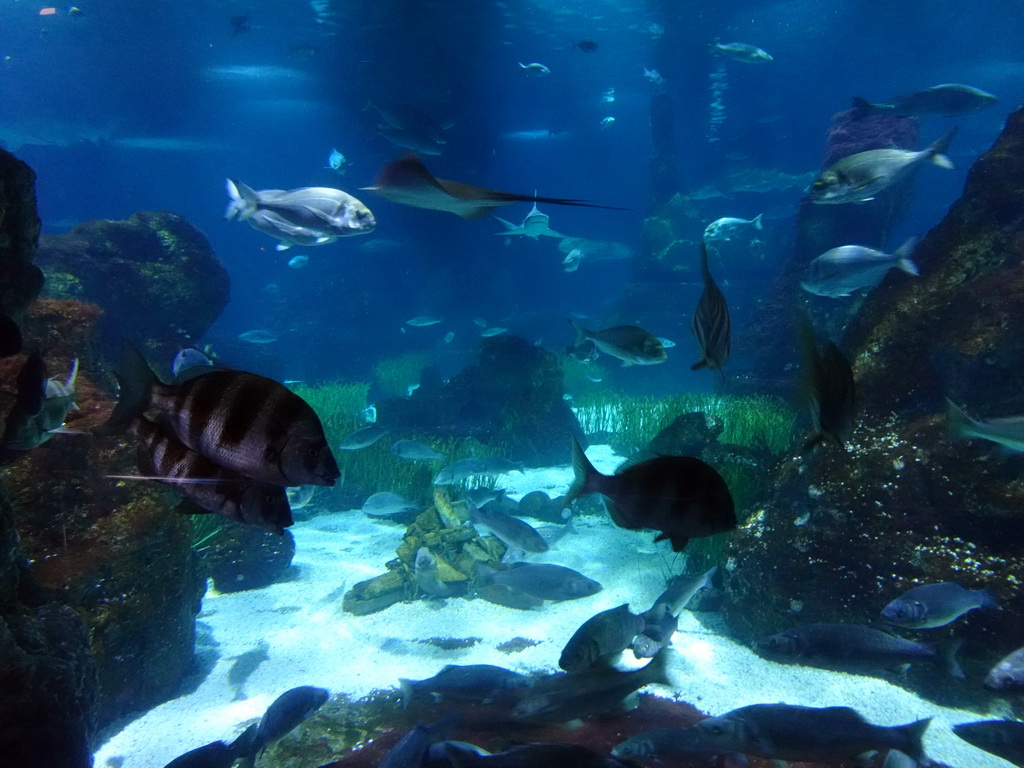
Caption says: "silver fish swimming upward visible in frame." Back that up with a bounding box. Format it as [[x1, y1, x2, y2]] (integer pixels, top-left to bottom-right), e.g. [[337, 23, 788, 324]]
[[808, 129, 957, 204], [690, 243, 731, 374], [225, 179, 376, 250], [363, 155, 625, 221], [947, 398, 1024, 452]]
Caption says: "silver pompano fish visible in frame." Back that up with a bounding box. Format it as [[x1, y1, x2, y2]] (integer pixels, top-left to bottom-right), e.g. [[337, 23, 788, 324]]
[[947, 398, 1024, 452], [225, 179, 376, 250], [691, 243, 731, 373], [107, 342, 339, 487], [801, 238, 919, 297], [697, 704, 931, 763], [568, 319, 667, 366], [809, 128, 957, 204]]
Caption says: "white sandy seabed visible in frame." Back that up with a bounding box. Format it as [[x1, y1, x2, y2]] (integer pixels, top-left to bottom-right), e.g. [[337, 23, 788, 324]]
[[94, 446, 1014, 768]]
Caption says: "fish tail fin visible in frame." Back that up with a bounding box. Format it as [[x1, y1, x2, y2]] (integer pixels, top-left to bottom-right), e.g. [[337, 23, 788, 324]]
[[565, 435, 598, 504], [568, 318, 587, 348], [398, 678, 415, 710], [752, 213, 764, 230], [928, 128, 958, 169], [944, 397, 978, 441], [225, 179, 259, 220], [896, 718, 931, 763], [850, 96, 875, 119], [103, 341, 158, 434], [690, 360, 708, 371], [895, 238, 920, 276], [980, 584, 1000, 610], [940, 637, 966, 679], [641, 647, 672, 688]]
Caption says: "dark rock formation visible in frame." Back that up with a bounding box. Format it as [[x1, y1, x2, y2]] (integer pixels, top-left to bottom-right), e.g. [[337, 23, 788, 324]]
[[720, 106, 1024, 706], [0, 150, 44, 319], [36, 211, 229, 364], [204, 525, 296, 593], [375, 335, 583, 466]]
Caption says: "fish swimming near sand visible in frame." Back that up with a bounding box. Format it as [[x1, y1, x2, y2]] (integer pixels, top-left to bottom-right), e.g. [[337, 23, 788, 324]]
[[469, 500, 549, 554], [559, 603, 646, 672], [106, 342, 339, 487], [248, 686, 330, 759], [398, 664, 531, 709], [363, 154, 625, 220], [478, 562, 601, 601], [415, 547, 452, 597], [361, 491, 419, 517], [566, 436, 736, 552], [953, 720, 1024, 767]]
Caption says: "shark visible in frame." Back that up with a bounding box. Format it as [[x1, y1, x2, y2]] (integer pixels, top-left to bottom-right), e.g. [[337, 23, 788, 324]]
[[362, 154, 625, 220], [494, 201, 565, 239]]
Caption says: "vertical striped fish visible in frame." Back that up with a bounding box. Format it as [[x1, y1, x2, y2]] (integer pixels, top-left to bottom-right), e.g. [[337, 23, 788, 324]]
[[127, 417, 293, 535], [690, 243, 731, 374], [108, 342, 339, 487]]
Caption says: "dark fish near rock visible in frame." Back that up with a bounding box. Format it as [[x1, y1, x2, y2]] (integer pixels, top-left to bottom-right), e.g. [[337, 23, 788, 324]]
[[697, 703, 931, 763], [756, 622, 962, 677], [852, 84, 997, 119], [249, 686, 329, 758], [612, 728, 728, 762], [398, 664, 531, 709], [798, 316, 856, 451], [953, 720, 1024, 766], [337, 424, 390, 450], [514, 649, 669, 723], [985, 644, 1024, 691], [363, 154, 625, 221], [469, 500, 548, 553], [566, 436, 736, 552], [559, 603, 645, 671], [163, 739, 240, 768], [568, 319, 666, 366], [379, 715, 457, 768], [690, 243, 731, 374], [808, 129, 957, 204], [0, 314, 23, 358], [125, 417, 294, 535], [881, 581, 998, 629], [1, 352, 79, 455], [107, 342, 339, 487], [478, 562, 600, 601]]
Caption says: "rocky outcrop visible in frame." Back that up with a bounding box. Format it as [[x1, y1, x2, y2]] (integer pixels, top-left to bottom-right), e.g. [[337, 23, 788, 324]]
[[36, 211, 229, 364], [721, 106, 1024, 704]]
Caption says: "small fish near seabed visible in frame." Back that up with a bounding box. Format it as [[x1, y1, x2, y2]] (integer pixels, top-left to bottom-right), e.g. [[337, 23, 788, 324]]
[[1, 353, 80, 455], [852, 83, 998, 119], [702, 214, 763, 243], [712, 40, 773, 63], [690, 243, 731, 375], [612, 728, 731, 763], [568, 320, 667, 366], [798, 316, 856, 451], [953, 720, 1024, 767], [106, 342, 339, 487], [361, 491, 419, 518], [881, 580, 998, 629], [801, 239, 919, 298], [494, 201, 565, 239], [363, 154, 625, 220], [398, 664, 531, 709], [697, 703, 931, 764], [415, 547, 453, 597], [559, 603, 645, 672], [518, 61, 551, 76], [477, 562, 601, 602], [225, 179, 376, 250], [469, 500, 548, 554], [631, 566, 717, 659], [808, 129, 957, 204], [565, 436, 736, 552], [946, 398, 1024, 452], [248, 686, 330, 759]]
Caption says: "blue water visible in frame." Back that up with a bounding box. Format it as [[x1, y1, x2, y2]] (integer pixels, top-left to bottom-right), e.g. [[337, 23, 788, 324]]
[[6, 0, 1020, 391]]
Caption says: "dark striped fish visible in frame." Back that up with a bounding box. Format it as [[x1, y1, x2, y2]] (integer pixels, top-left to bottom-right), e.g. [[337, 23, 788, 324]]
[[691, 243, 731, 374], [798, 316, 856, 451], [108, 342, 339, 487], [127, 417, 294, 535]]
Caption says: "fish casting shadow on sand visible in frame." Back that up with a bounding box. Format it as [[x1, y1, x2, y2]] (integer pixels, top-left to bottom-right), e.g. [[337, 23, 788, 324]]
[[363, 154, 629, 220]]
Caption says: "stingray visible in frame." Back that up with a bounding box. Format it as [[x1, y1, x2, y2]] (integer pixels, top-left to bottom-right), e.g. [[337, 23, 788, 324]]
[[362, 154, 626, 220]]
